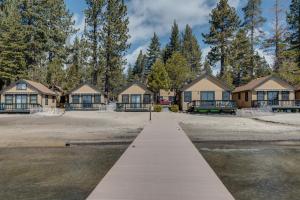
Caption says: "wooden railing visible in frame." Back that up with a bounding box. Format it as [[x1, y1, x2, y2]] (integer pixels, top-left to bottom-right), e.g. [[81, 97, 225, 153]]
[[0, 103, 42, 112], [65, 103, 106, 111], [116, 103, 152, 112], [252, 100, 300, 108], [189, 100, 237, 109]]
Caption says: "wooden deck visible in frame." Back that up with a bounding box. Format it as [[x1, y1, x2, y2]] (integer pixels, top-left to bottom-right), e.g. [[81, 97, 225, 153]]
[[87, 113, 234, 200]]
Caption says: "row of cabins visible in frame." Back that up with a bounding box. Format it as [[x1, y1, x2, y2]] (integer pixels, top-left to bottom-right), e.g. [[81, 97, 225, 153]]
[[1, 75, 300, 113]]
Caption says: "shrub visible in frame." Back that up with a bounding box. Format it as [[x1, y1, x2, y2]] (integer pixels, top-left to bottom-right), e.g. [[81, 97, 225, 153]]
[[169, 105, 179, 112], [153, 105, 162, 112]]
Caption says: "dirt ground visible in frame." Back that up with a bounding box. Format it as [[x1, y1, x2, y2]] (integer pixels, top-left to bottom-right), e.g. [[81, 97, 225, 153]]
[[0, 112, 300, 147], [0, 112, 149, 147]]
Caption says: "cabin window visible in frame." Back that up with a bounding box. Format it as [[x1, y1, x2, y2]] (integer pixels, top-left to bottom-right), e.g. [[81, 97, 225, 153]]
[[222, 91, 231, 101], [45, 95, 48, 105], [30, 95, 37, 104], [281, 91, 290, 101], [267, 91, 279, 101], [143, 94, 151, 104], [16, 83, 27, 90], [122, 94, 129, 103], [245, 92, 249, 102], [5, 95, 13, 104], [184, 91, 192, 102], [257, 91, 265, 101], [72, 95, 80, 104], [94, 95, 101, 104], [238, 93, 241, 100], [201, 91, 215, 101]]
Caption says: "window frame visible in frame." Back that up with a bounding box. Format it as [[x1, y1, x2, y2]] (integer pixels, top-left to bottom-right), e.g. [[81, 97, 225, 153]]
[[16, 83, 27, 90], [72, 95, 80, 104], [184, 91, 192, 103], [222, 91, 231, 101], [122, 94, 129, 103], [30, 94, 38, 104], [5, 95, 13, 104], [45, 95, 48, 105], [143, 94, 151, 104], [94, 95, 101, 104], [245, 92, 249, 102], [281, 91, 290, 101], [200, 91, 215, 101]]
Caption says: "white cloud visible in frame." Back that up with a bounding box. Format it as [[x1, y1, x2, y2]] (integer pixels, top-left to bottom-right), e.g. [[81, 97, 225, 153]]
[[125, 43, 148, 69], [127, 0, 240, 44]]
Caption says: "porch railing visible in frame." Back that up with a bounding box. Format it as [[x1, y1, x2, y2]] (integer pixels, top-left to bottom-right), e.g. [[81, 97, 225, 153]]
[[116, 103, 152, 112], [65, 103, 106, 111], [189, 100, 237, 109], [0, 103, 42, 112], [252, 100, 300, 108]]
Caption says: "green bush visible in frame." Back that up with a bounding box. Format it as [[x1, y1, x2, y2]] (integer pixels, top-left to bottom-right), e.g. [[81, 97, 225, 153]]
[[153, 105, 162, 112], [169, 105, 179, 112]]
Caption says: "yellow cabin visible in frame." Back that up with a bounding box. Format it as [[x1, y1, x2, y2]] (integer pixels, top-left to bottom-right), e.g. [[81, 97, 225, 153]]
[[0, 79, 56, 113]]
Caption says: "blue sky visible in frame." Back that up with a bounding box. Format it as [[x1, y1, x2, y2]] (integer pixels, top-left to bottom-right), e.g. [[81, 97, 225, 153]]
[[65, 0, 291, 70]]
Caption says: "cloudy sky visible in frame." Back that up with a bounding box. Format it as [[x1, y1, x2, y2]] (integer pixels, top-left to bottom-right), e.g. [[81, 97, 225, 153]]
[[65, 0, 291, 71]]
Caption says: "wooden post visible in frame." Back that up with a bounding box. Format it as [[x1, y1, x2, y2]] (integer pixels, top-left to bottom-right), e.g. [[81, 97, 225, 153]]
[[149, 104, 152, 121]]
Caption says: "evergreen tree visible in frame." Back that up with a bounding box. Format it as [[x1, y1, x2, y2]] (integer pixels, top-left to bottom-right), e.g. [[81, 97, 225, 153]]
[[182, 24, 202, 76], [85, 0, 105, 86], [202, 0, 240, 76], [65, 37, 83, 91], [164, 21, 181, 62], [126, 64, 135, 83], [286, 0, 300, 67], [229, 29, 252, 86], [46, 58, 65, 88], [102, 0, 130, 100], [165, 52, 191, 94], [145, 32, 161, 75], [133, 50, 146, 81], [242, 0, 266, 77], [203, 58, 212, 75], [253, 53, 272, 77], [0, 0, 26, 88], [147, 59, 170, 94], [264, 0, 286, 71]]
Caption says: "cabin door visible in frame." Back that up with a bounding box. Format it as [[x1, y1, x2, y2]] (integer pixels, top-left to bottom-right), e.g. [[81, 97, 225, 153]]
[[131, 95, 141, 108], [16, 95, 27, 109], [82, 95, 92, 108]]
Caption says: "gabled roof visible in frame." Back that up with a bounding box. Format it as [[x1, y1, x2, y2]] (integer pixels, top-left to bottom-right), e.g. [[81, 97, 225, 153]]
[[181, 73, 232, 91], [1, 79, 56, 95], [118, 82, 153, 95], [233, 75, 294, 93], [68, 83, 103, 94]]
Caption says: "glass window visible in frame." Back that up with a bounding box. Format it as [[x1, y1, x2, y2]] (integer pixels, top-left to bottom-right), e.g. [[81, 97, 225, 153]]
[[257, 91, 265, 101], [45, 95, 48, 105], [222, 91, 231, 100], [201, 91, 215, 101], [16, 83, 27, 90], [281, 91, 290, 101], [168, 96, 175, 103], [268, 91, 279, 101], [122, 95, 129, 103], [72, 95, 80, 104], [5, 95, 13, 104], [245, 92, 249, 102], [143, 94, 151, 104], [184, 91, 192, 102], [30, 95, 37, 104], [94, 95, 101, 104]]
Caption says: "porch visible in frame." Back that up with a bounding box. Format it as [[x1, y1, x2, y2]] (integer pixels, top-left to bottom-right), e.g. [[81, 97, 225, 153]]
[[116, 103, 152, 112], [188, 100, 237, 114], [65, 103, 106, 111], [0, 103, 42, 113], [252, 100, 300, 112]]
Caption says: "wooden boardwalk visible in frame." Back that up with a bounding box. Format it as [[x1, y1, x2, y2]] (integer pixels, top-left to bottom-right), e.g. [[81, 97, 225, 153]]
[[87, 113, 234, 200]]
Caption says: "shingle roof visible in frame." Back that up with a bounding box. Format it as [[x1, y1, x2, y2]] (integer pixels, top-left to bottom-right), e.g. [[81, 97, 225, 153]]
[[118, 82, 153, 95], [233, 75, 294, 93], [181, 73, 232, 91], [23, 80, 56, 95], [68, 83, 102, 94]]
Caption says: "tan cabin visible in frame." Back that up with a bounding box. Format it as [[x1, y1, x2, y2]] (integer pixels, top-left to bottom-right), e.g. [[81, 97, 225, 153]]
[[67, 84, 105, 110], [117, 82, 153, 112], [232, 75, 296, 109], [180, 74, 235, 113], [158, 89, 175, 105], [0, 79, 56, 113]]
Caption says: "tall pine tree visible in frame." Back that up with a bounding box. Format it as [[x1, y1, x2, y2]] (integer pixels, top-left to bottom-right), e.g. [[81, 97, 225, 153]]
[[102, 0, 130, 100], [164, 21, 181, 63], [182, 24, 202, 76], [242, 0, 266, 77], [147, 59, 170, 94], [133, 50, 146, 81], [145, 32, 161, 76], [202, 0, 240, 77], [85, 0, 105, 86]]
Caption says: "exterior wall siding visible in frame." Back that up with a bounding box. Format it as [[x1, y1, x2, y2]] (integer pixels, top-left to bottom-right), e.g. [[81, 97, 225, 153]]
[[118, 85, 153, 103], [181, 78, 231, 111], [296, 91, 300, 100]]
